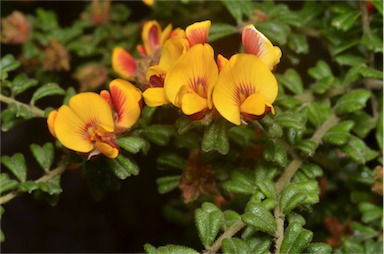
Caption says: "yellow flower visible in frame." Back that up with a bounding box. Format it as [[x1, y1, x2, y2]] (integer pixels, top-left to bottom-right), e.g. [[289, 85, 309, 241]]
[[212, 53, 278, 125], [112, 46, 137, 81], [142, 0, 154, 6], [144, 37, 190, 107], [185, 20, 211, 46], [47, 92, 119, 159], [242, 24, 282, 70], [164, 43, 218, 118]]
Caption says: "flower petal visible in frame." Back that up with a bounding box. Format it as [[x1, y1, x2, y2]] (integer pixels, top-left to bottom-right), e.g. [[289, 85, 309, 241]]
[[186, 20, 211, 46], [112, 47, 137, 80], [213, 53, 278, 125], [142, 20, 161, 56], [100, 90, 113, 108], [240, 93, 267, 116], [143, 87, 170, 107], [47, 110, 58, 137], [242, 24, 282, 70], [217, 54, 229, 72], [109, 79, 142, 130], [158, 38, 189, 70], [160, 23, 173, 44], [164, 43, 218, 109], [181, 91, 208, 115], [95, 141, 119, 158], [68, 92, 115, 133], [54, 105, 94, 153]]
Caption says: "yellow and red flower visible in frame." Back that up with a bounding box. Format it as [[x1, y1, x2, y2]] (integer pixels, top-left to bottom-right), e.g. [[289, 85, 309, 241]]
[[212, 53, 278, 125], [164, 43, 218, 119], [48, 79, 142, 159]]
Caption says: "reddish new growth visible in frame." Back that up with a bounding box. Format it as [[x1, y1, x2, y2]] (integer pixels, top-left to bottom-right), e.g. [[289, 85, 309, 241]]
[[179, 150, 218, 203]]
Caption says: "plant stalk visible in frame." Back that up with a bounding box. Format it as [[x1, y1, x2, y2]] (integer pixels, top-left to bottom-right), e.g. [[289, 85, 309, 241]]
[[0, 94, 45, 118]]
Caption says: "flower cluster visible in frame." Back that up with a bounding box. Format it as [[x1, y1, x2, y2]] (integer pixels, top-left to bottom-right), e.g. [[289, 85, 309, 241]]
[[47, 79, 141, 159], [113, 20, 281, 125], [48, 20, 281, 159]]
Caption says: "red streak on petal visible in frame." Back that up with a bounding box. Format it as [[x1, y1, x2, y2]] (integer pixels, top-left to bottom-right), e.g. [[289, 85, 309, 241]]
[[110, 85, 127, 124], [118, 50, 136, 75], [148, 24, 160, 52], [242, 27, 263, 57]]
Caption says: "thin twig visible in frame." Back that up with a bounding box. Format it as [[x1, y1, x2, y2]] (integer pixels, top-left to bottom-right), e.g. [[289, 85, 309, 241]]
[[0, 164, 66, 205], [273, 113, 340, 254], [203, 220, 246, 254], [0, 94, 45, 118]]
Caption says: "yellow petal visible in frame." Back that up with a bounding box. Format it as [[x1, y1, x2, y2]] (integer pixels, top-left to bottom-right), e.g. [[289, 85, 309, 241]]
[[160, 23, 173, 45], [240, 93, 266, 116], [217, 54, 229, 72], [213, 53, 278, 125], [95, 141, 119, 158], [112, 47, 136, 80], [186, 20, 211, 46], [181, 91, 208, 115], [54, 105, 94, 153], [142, 0, 154, 6], [143, 87, 170, 107], [68, 92, 115, 133], [142, 20, 161, 55], [109, 79, 142, 130], [242, 24, 282, 70], [47, 110, 58, 137], [158, 38, 189, 70], [164, 43, 218, 110]]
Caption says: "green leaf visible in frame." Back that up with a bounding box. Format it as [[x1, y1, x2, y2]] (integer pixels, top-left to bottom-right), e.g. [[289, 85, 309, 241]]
[[116, 136, 150, 154], [1, 54, 20, 80], [144, 244, 199, 254], [0, 173, 18, 194], [331, 10, 360, 31], [370, 0, 383, 15], [30, 143, 54, 172], [341, 136, 378, 164], [362, 32, 383, 53], [63, 87, 76, 105], [35, 8, 58, 32], [263, 140, 287, 167], [305, 101, 332, 127], [222, 169, 256, 194], [228, 126, 255, 147], [247, 236, 272, 254], [1, 153, 27, 182], [107, 154, 139, 180], [156, 176, 180, 194], [18, 180, 40, 193], [156, 153, 186, 170], [308, 60, 333, 80], [241, 203, 276, 236], [286, 212, 306, 226], [359, 66, 383, 78], [359, 202, 383, 223], [195, 202, 223, 247], [304, 242, 332, 254], [220, 0, 253, 23], [335, 54, 365, 66], [30, 83, 65, 105], [295, 140, 317, 156], [208, 23, 237, 42], [350, 222, 378, 240], [141, 124, 175, 146], [223, 210, 241, 229], [288, 34, 308, 54], [299, 163, 323, 179], [202, 119, 230, 155], [10, 73, 38, 96], [222, 237, 250, 254], [377, 98, 383, 150], [335, 89, 371, 115], [276, 68, 303, 95], [255, 20, 290, 45], [274, 112, 306, 131], [280, 222, 313, 254], [311, 77, 334, 95], [38, 175, 62, 195], [175, 115, 199, 135], [280, 180, 319, 213], [323, 120, 354, 145], [256, 179, 277, 200]]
